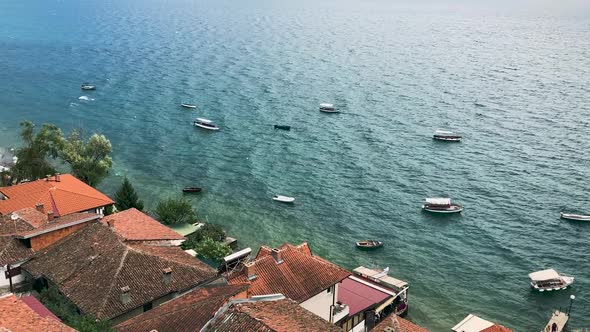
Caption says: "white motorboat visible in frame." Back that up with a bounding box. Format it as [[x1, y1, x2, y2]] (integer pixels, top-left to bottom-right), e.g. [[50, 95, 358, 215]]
[[319, 103, 339, 113], [193, 118, 219, 131], [529, 269, 574, 292], [181, 103, 197, 108], [560, 212, 590, 221], [81, 83, 96, 90], [422, 198, 463, 213], [272, 195, 295, 203], [433, 130, 462, 142]]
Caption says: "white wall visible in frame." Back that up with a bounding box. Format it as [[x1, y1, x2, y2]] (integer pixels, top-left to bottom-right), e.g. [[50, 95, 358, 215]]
[[0, 262, 25, 288], [300, 284, 337, 321]]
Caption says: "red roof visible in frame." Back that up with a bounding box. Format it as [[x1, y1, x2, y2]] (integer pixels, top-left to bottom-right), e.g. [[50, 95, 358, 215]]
[[372, 314, 429, 332], [227, 242, 350, 303], [0, 174, 114, 216], [20, 295, 61, 321], [0, 294, 75, 332], [481, 324, 513, 332], [102, 208, 185, 242], [338, 277, 391, 316]]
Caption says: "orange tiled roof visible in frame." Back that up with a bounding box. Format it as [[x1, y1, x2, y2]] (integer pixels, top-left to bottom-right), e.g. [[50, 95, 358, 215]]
[[0, 174, 114, 216], [228, 242, 350, 303], [372, 314, 429, 332], [481, 324, 513, 332], [0, 207, 100, 239], [0, 294, 75, 332], [101, 208, 185, 242]]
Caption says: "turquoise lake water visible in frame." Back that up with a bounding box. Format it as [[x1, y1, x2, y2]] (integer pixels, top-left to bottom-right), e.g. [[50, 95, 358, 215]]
[[1, 0, 590, 330]]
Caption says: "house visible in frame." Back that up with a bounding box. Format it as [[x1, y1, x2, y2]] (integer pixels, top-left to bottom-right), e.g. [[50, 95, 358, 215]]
[[338, 266, 410, 331], [0, 293, 75, 332], [227, 242, 351, 324], [0, 207, 101, 289], [22, 222, 220, 325], [101, 208, 185, 246], [371, 313, 429, 332], [114, 284, 249, 332], [0, 173, 114, 217], [204, 295, 343, 332], [452, 314, 513, 332]]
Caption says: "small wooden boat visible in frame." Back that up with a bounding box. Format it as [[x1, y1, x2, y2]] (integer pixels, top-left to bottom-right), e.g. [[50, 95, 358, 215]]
[[274, 125, 291, 130], [272, 195, 295, 203], [433, 130, 462, 142], [181, 103, 197, 108], [356, 240, 383, 249], [81, 83, 96, 90], [182, 187, 202, 193], [319, 103, 339, 113], [529, 269, 574, 292], [422, 198, 463, 213], [194, 118, 219, 131], [560, 212, 590, 221]]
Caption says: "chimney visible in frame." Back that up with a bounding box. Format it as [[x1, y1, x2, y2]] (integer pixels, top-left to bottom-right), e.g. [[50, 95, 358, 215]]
[[162, 267, 172, 285], [271, 248, 283, 264], [45, 175, 51, 182], [106, 219, 115, 228], [35, 203, 44, 213], [55, 173, 61, 182], [47, 210, 54, 222], [120, 286, 131, 304], [245, 261, 257, 281]]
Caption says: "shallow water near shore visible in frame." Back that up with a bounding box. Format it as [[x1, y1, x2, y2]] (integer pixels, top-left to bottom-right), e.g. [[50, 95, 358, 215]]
[[1, 0, 590, 330]]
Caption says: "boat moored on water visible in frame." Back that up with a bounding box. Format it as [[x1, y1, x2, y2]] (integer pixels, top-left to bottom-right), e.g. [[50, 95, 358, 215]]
[[81, 83, 96, 90], [272, 195, 295, 203], [182, 187, 202, 193], [529, 269, 574, 292], [181, 103, 197, 108], [319, 103, 339, 113], [356, 240, 384, 249], [560, 212, 590, 221], [274, 125, 291, 130], [422, 198, 463, 213], [433, 130, 462, 142], [193, 118, 219, 131]]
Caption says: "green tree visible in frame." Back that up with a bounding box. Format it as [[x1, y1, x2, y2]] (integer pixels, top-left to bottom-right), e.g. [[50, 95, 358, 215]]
[[195, 237, 232, 262], [155, 197, 197, 225], [11, 121, 64, 182], [182, 223, 226, 250], [59, 130, 113, 187], [114, 177, 144, 211]]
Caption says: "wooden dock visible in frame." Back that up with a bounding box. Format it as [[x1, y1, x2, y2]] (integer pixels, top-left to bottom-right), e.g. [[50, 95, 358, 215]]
[[544, 310, 568, 332]]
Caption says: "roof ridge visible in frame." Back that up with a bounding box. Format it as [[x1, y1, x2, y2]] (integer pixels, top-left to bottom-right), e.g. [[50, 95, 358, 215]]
[[48, 190, 60, 216], [96, 246, 130, 318], [52, 187, 112, 203], [127, 245, 203, 270]]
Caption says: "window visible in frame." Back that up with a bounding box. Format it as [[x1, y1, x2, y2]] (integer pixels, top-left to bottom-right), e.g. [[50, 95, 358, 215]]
[[327, 286, 331, 294], [143, 302, 153, 312]]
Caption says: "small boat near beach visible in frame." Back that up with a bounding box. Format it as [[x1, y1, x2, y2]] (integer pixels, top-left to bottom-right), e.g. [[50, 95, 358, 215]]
[[319, 103, 339, 113], [182, 187, 202, 193], [193, 118, 219, 131], [356, 240, 384, 250], [422, 198, 463, 213], [529, 269, 574, 292], [274, 125, 291, 131], [560, 212, 590, 221], [272, 195, 295, 203], [433, 130, 462, 142], [81, 83, 96, 90], [181, 103, 197, 108]]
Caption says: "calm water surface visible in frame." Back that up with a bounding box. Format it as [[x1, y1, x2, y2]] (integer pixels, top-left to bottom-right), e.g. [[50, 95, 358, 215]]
[[1, 0, 590, 330]]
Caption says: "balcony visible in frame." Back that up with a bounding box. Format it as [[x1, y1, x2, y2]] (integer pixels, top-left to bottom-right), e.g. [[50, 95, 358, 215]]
[[332, 302, 349, 323]]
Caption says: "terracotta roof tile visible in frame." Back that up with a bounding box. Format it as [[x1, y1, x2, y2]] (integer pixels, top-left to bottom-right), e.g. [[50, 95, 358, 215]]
[[0, 236, 34, 265], [0, 294, 75, 332], [102, 208, 185, 242], [209, 298, 343, 332], [0, 174, 114, 216], [115, 284, 248, 332], [228, 242, 350, 303], [481, 324, 513, 332], [0, 208, 100, 239], [23, 222, 217, 320], [372, 314, 429, 332]]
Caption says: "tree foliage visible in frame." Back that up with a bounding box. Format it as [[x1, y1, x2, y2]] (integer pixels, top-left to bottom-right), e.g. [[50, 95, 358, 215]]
[[60, 130, 113, 187], [38, 285, 113, 332], [182, 223, 226, 250], [194, 237, 232, 262], [11, 121, 64, 182], [114, 177, 144, 211], [155, 197, 197, 225]]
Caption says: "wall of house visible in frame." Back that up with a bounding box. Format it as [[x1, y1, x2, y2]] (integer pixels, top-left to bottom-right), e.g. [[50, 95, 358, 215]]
[[300, 284, 336, 321], [30, 223, 88, 251], [0, 261, 25, 288]]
